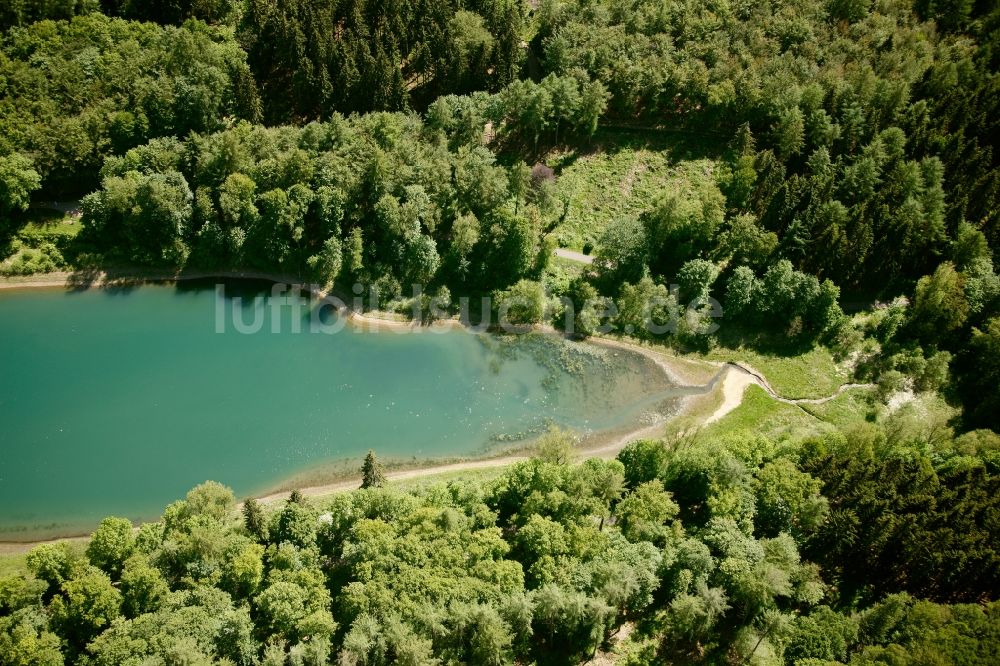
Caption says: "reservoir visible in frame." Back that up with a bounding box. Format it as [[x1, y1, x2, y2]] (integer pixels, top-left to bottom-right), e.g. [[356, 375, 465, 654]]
[[0, 279, 683, 540]]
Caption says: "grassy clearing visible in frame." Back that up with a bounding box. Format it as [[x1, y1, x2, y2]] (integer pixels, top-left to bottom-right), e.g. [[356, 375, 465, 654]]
[[700, 385, 826, 441], [692, 344, 850, 400], [0, 552, 29, 577], [801, 387, 878, 428], [543, 129, 723, 251], [376, 466, 505, 494], [18, 214, 82, 240], [1, 211, 81, 275]]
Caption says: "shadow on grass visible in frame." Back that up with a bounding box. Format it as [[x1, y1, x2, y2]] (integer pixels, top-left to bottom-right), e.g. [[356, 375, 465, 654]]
[[712, 323, 826, 358]]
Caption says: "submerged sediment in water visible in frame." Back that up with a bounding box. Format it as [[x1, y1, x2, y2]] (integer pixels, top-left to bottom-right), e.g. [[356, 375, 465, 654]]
[[0, 280, 686, 540]]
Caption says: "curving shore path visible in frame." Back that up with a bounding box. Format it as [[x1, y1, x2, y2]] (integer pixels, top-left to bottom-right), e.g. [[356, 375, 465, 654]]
[[705, 362, 873, 423]]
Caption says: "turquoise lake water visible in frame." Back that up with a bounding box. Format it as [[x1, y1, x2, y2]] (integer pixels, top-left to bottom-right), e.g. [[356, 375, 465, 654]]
[[0, 280, 683, 539]]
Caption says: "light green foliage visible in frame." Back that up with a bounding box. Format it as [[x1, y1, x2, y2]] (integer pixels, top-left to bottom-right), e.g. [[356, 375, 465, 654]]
[[785, 606, 859, 663], [184, 481, 236, 521], [0, 153, 42, 217], [0, 607, 64, 666], [119, 555, 169, 617], [910, 262, 969, 342], [0, 573, 45, 614], [8, 416, 1000, 665], [752, 459, 828, 539], [676, 259, 721, 303], [596, 216, 649, 287], [494, 279, 547, 326], [86, 588, 259, 666], [962, 256, 1000, 317], [0, 241, 65, 276], [543, 135, 719, 252], [86, 517, 135, 578], [615, 480, 679, 544], [852, 598, 1000, 665], [952, 221, 991, 270], [331, 493, 523, 662], [48, 566, 122, 653], [614, 276, 678, 340], [617, 439, 670, 488], [25, 543, 79, 593], [714, 213, 777, 269], [533, 425, 576, 465], [219, 539, 264, 601], [255, 580, 335, 643]]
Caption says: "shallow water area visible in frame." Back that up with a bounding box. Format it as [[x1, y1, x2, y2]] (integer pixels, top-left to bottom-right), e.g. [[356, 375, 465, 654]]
[[0, 279, 683, 539]]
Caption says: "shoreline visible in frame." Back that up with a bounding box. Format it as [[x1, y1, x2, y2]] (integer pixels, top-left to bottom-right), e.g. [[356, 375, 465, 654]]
[[0, 269, 724, 551], [0, 403, 694, 553], [252, 408, 685, 507], [0, 269, 439, 332]]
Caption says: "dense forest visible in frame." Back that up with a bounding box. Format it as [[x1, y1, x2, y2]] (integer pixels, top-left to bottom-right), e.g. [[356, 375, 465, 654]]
[[2, 426, 998, 665], [2, 0, 1000, 662]]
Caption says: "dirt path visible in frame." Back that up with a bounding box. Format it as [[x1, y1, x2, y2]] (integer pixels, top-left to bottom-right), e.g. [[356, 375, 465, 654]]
[[553, 248, 595, 264]]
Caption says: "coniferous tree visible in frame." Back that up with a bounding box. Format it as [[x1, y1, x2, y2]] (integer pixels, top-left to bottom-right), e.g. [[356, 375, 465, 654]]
[[242, 497, 268, 543], [361, 450, 387, 489]]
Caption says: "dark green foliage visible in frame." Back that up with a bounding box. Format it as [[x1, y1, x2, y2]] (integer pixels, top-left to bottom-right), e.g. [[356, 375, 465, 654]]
[[724, 260, 844, 341], [237, 0, 525, 123], [0, 0, 97, 29], [242, 497, 269, 543], [802, 431, 1000, 604], [537, 0, 997, 295], [954, 317, 1000, 430], [595, 216, 648, 287], [77, 114, 546, 297], [3, 0, 1000, 661], [617, 439, 670, 489], [111, 0, 238, 25], [79, 170, 193, 265], [0, 16, 260, 198]]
